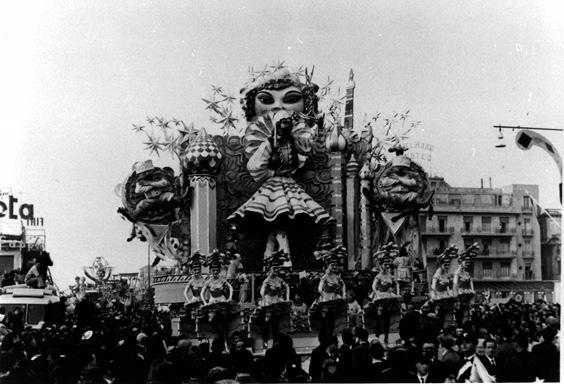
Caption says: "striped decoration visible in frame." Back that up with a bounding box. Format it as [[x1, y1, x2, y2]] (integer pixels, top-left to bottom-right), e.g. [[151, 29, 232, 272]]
[[228, 176, 333, 224]]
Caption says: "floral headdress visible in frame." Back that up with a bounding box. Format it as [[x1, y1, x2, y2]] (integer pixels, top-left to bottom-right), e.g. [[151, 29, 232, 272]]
[[459, 243, 480, 262], [373, 242, 399, 265], [239, 63, 320, 122], [438, 245, 459, 264]]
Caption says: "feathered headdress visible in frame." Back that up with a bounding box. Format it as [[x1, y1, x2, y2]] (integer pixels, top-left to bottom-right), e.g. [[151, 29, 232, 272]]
[[205, 249, 228, 269], [438, 245, 459, 264], [315, 246, 347, 266], [185, 252, 204, 268], [373, 242, 400, 265], [264, 250, 290, 269], [459, 242, 480, 262]]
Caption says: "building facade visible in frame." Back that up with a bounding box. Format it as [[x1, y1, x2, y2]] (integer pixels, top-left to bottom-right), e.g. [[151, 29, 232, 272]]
[[0, 190, 46, 275], [539, 208, 561, 281], [420, 177, 551, 302]]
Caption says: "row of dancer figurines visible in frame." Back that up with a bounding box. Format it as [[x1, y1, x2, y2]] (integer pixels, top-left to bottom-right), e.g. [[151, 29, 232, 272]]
[[180, 242, 479, 344]]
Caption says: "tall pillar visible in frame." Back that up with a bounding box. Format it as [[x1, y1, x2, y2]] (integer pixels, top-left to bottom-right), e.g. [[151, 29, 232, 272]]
[[359, 165, 372, 269], [346, 156, 360, 269], [189, 176, 217, 254], [330, 150, 345, 247], [182, 128, 223, 256]]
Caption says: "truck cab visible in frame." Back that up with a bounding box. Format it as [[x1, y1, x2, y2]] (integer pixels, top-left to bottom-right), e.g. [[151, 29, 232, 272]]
[[0, 284, 60, 326]]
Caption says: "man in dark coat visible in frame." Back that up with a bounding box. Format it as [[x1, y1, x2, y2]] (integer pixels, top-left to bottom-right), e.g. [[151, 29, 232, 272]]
[[351, 327, 371, 382], [336, 328, 354, 382], [505, 333, 538, 382], [309, 331, 334, 382], [532, 326, 560, 382]]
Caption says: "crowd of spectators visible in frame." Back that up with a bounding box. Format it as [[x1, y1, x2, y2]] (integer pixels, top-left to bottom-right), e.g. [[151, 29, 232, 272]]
[[0, 293, 559, 383]]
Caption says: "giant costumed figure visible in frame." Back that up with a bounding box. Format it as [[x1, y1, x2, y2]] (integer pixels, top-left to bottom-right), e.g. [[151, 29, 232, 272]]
[[117, 159, 190, 264], [364, 242, 402, 345], [227, 67, 333, 267], [309, 246, 348, 336], [364, 142, 434, 299], [454, 242, 478, 326]]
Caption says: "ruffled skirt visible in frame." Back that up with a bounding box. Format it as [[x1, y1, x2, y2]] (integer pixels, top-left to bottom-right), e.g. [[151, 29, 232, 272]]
[[228, 176, 333, 225]]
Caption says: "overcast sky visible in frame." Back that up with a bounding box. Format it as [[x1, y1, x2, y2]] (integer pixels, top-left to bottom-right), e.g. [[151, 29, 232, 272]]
[[1, 0, 563, 288]]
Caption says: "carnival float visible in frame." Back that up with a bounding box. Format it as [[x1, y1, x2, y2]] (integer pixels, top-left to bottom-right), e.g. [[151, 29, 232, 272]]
[[115, 63, 477, 349]]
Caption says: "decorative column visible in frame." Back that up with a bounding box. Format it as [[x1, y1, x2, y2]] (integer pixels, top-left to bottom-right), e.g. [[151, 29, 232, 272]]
[[182, 129, 223, 255], [359, 163, 372, 269], [329, 145, 346, 247], [346, 155, 360, 269]]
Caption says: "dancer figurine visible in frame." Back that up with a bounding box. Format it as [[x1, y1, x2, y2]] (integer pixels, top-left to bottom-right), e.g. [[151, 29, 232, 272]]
[[199, 250, 241, 341], [364, 242, 402, 345], [183, 252, 206, 305], [228, 66, 333, 267], [309, 246, 348, 335], [454, 242, 478, 326], [431, 245, 458, 327], [254, 250, 291, 347]]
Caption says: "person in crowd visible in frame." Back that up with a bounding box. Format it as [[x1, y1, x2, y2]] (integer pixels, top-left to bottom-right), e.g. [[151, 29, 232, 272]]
[[309, 331, 336, 382], [368, 339, 386, 381], [380, 348, 411, 383], [206, 337, 233, 372], [336, 328, 354, 382], [352, 327, 371, 382], [420, 339, 448, 383], [471, 338, 497, 382], [532, 326, 560, 382], [320, 358, 339, 383], [438, 333, 460, 378], [456, 336, 476, 382], [504, 332, 538, 383], [232, 349, 257, 384], [264, 333, 300, 380], [408, 356, 432, 384]]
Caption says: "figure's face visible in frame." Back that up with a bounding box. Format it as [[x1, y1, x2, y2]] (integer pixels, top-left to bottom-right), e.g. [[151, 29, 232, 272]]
[[211, 267, 220, 277], [441, 261, 450, 270], [254, 86, 304, 116], [271, 266, 280, 276], [329, 262, 338, 273], [383, 263, 391, 272], [192, 265, 201, 275]]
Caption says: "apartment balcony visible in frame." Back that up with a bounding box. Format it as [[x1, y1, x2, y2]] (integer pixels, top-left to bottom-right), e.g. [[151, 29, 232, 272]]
[[461, 226, 516, 237], [522, 251, 535, 259], [421, 226, 455, 237], [522, 229, 534, 237], [522, 205, 533, 212]]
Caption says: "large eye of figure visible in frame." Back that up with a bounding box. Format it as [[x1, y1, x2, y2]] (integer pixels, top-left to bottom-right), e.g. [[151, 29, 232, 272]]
[[282, 91, 303, 104], [256, 92, 274, 105]]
